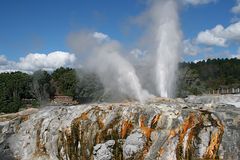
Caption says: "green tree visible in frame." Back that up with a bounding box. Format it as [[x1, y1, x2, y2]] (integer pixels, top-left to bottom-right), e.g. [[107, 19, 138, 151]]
[[0, 72, 32, 113], [52, 67, 78, 96], [75, 70, 104, 103], [178, 58, 240, 97], [30, 70, 54, 103]]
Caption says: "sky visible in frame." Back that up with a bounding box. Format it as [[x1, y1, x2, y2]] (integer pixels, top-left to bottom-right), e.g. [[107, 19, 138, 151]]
[[0, 0, 240, 72]]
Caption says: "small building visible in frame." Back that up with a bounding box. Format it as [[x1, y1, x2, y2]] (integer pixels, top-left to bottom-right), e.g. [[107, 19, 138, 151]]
[[22, 98, 37, 108], [52, 95, 79, 105]]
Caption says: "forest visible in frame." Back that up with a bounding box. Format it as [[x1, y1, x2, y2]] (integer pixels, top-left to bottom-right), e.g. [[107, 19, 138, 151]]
[[0, 67, 104, 113], [178, 58, 240, 97], [1, 58, 240, 113]]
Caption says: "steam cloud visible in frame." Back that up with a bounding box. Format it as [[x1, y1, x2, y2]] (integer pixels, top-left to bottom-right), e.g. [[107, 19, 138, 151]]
[[88, 42, 152, 103], [68, 31, 153, 102], [68, 0, 183, 102]]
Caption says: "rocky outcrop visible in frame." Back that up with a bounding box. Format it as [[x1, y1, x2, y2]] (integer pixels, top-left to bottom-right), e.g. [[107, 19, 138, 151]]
[[93, 140, 115, 160], [0, 108, 38, 160], [0, 97, 239, 160]]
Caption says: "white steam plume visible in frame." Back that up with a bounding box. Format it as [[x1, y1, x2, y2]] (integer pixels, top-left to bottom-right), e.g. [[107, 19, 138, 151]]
[[68, 0, 183, 100], [68, 31, 152, 102], [88, 41, 152, 102], [150, 0, 183, 97]]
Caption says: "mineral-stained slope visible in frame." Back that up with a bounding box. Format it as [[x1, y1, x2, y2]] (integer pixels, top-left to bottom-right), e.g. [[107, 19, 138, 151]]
[[0, 98, 239, 160]]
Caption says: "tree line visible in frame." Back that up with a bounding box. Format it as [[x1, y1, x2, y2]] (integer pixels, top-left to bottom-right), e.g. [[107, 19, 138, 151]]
[[1, 58, 240, 113], [0, 67, 104, 113], [177, 58, 240, 97]]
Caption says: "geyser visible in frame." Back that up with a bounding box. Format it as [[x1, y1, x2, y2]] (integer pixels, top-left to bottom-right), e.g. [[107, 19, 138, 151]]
[[151, 0, 182, 97], [88, 41, 152, 103], [92, 0, 183, 100], [68, 31, 152, 102], [69, 0, 183, 102]]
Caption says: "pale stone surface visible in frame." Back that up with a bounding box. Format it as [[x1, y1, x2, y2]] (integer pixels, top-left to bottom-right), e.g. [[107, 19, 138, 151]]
[[0, 96, 239, 160], [93, 140, 115, 160], [123, 130, 146, 159]]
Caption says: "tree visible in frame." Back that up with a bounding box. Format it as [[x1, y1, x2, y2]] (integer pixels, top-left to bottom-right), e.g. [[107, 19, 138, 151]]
[[75, 70, 104, 103], [178, 58, 240, 97], [0, 72, 32, 113], [30, 70, 54, 103], [52, 67, 78, 96]]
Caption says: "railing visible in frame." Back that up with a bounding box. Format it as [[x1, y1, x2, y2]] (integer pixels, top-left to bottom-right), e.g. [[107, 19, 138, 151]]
[[209, 88, 240, 94]]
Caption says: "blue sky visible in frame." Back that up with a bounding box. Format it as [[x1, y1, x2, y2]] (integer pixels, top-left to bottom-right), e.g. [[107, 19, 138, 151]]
[[0, 0, 146, 61], [0, 0, 239, 65], [181, 0, 239, 61]]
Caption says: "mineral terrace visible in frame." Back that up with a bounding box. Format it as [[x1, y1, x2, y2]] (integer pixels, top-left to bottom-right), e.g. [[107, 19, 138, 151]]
[[0, 96, 240, 160]]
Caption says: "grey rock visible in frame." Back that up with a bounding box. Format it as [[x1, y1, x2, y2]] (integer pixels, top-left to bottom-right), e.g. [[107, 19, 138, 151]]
[[123, 130, 147, 159], [93, 140, 115, 160]]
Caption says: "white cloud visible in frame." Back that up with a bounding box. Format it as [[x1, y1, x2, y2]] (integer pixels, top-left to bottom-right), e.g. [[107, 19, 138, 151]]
[[231, 16, 240, 23], [196, 29, 227, 47], [182, 0, 216, 5], [0, 51, 76, 73], [232, 0, 240, 14], [183, 39, 213, 56], [0, 55, 8, 65], [18, 51, 76, 72], [231, 54, 240, 59], [93, 32, 109, 41], [183, 40, 200, 55], [222, 22, 240, 40], [130, 49, 146, 59], [193, 59, 205, 63], [196, 22, 240, 46]]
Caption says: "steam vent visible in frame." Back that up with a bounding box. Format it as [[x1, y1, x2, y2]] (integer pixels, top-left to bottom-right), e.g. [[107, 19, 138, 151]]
[[0, 97, 240, 160]]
